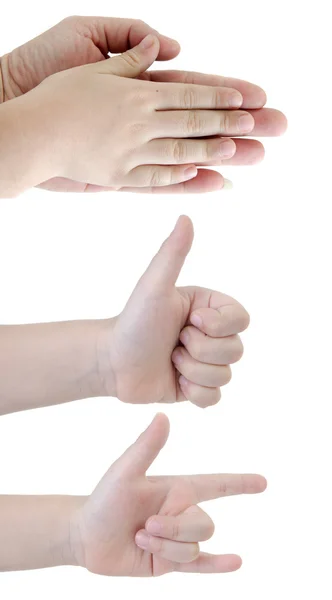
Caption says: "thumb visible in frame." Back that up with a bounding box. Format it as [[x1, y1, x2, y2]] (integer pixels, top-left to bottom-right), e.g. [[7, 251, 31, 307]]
[[138, 215, 194, 292], [96, 34, 160, 78], [112, 413, 170, 477]]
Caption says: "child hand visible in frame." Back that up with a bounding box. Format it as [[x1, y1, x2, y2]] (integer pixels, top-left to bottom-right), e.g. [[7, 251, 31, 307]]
[[0, 17, 287, 195], [70, 413, 266, 576], [21, 34, 256, 192], [99, 216, 249, 408]]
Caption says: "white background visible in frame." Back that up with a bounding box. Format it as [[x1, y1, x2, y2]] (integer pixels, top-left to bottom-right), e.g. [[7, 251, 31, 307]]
[[0, 0, 331, 597]]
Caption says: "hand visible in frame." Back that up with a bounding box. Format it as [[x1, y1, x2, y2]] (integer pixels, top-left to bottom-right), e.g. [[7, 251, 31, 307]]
[[0, 15, 181, 99], [1, 16, 287, 194], [23, 36, 262, 192], [70, 413, 266, 576], [98, 216, 249, 408]]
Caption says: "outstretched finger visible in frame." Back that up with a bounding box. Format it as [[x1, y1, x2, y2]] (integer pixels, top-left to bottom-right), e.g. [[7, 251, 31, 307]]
[[187, 473, 267, 503]]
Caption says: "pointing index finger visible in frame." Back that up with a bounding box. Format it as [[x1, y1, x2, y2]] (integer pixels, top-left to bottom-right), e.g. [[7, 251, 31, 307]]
[[187, 473, 267, 503]]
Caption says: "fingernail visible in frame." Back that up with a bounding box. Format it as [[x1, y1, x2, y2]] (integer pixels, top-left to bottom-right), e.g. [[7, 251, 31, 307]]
[[172, 349, 183, 364], [219, 139, 236, 159], [135, 531, 150, 550], [140, 34, 156, 50], [238, 113, 254, 133], [229, 92, 243, 108], [190, 313, 202, 327], [184, 166, 197, 180], [180, 330, 189, 345], [146, 519, 161, 535], [223, 178, 233, 191]]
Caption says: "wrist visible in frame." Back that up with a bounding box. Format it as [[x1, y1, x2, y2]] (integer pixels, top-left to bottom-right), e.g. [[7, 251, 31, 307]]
[[0, 92, 58, 197], [95, 317, 118, 398], [51, 496, 86, 567]]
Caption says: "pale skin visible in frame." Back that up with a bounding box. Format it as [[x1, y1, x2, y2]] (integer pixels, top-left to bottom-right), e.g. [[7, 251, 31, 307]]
[[0, 16, 287, 198], [0, 413, 267, 575], [0, 216, 249, 415]]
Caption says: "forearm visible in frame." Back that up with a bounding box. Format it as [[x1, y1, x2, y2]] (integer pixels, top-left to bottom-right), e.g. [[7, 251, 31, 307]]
[[0, 319, 113, 415], [0, 90, 56, 198], [0, 495, 84, 571]]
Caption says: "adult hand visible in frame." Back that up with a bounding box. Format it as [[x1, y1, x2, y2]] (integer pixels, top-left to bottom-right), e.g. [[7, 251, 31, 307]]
[[0, 16, 287, 194]]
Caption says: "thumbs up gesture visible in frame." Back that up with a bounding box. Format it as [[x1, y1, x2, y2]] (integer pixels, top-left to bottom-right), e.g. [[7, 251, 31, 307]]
[[70, 414, 266, 576], [99, 216, 249, 408]]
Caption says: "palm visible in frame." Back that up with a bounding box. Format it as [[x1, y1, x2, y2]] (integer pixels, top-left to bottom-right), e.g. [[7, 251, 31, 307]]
[[110, 286, 192, 404], [79, 474, 194, 577]]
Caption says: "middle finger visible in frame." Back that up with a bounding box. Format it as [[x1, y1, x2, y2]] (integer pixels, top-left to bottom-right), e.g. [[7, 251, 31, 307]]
[[154, 109, 255, 138]]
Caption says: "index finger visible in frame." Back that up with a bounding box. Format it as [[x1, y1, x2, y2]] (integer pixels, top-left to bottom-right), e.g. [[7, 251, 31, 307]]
[[187, 473, 267, 503], [142, 70, 267, 108], [151, 82, 243, 110], [190, 304, 250, 337]]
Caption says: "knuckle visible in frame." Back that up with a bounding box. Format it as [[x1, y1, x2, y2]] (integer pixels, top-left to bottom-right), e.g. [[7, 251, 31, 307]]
[[220, 111, 231, 133], [203, 517, 215, 540], [186, 110, 201, 135], [62, 15, 79, 24], [222, 365, 232, 385], [182, 86, 197, 109], [214, 88, 226, 108], [122, 50, 141, 69], [134, 18, 148, 28], [238, 309, 250, 331], [172, 520, 181, 540], [172, 140, 188, 163], [231, 338, 244, 363], [149, 169, 165, 187]]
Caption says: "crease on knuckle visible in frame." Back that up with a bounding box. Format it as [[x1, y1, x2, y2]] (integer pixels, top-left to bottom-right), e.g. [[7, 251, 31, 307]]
[[186, 110, 201, 135], [220, 111, 231, 134], [214, 88, 226, 108], [182, 87, 197, 109], [149, 169, 163, 187], [122, 50, 141, 69], [172, 140, 187, 162]]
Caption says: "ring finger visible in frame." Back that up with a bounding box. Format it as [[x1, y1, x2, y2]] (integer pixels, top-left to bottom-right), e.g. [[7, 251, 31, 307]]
[[172, 347, 232, 387], [140, 137, 236, 164]]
